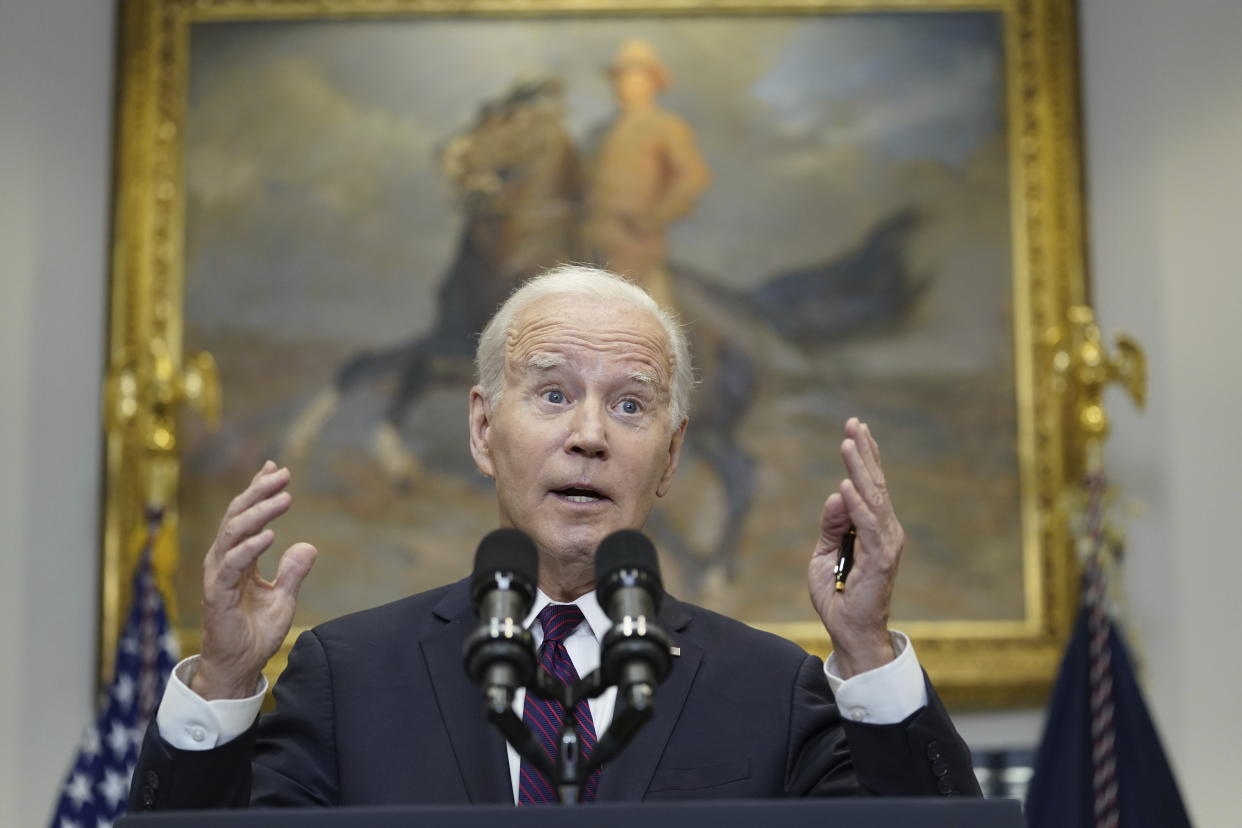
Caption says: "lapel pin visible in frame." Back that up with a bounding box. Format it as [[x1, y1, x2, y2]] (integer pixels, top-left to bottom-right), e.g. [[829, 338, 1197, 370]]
[[670, 646, 681, 657]]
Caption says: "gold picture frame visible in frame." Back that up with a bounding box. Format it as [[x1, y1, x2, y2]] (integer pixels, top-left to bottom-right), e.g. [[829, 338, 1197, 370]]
[[103, 0, 1088, 707]]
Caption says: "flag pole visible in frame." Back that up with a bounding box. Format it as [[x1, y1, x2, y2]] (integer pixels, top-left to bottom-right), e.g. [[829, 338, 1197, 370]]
[[1026, 306, 1191, 828]]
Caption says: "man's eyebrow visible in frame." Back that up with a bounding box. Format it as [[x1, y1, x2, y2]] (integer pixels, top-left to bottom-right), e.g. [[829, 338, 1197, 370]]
[[524, 353, 562, 371], [518, 355, 663, 391], [628, 370, 659, 387]]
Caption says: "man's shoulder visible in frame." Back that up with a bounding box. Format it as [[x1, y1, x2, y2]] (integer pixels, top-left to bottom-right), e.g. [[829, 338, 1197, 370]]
[[673, 597, 815, 669], [309, 577, 470, 645]]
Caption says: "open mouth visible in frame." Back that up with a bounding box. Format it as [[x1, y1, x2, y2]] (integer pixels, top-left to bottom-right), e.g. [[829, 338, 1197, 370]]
[[551, 485, 610, 504]]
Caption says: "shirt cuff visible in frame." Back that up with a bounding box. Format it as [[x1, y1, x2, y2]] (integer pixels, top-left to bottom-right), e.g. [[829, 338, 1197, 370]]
[[824, 631, 928, 725], [154, 655, 267, 751]]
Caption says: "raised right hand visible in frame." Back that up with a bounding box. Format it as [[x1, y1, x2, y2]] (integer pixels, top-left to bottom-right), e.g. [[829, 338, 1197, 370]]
[[191, 461, 317, 700]]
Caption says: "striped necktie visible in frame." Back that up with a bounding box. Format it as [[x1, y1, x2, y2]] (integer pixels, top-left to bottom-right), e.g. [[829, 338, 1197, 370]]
[[517, 603, 602, 804]]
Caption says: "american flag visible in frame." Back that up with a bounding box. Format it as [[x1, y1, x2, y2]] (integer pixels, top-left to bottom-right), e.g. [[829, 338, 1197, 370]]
[[49, 507, 179, 828], [1026, 475, 1192, 828]]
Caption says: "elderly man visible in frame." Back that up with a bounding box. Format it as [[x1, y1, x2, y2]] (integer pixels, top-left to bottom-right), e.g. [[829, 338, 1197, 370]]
[[130, 265, 978, 811]]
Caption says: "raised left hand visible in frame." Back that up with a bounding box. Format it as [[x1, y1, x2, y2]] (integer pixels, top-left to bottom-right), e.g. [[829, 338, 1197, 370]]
[[808, 418, 906, 678]]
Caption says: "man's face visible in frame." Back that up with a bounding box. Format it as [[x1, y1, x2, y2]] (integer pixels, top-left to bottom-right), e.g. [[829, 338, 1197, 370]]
[[469, 295, 686, 571], [611, 65, 658, 108]]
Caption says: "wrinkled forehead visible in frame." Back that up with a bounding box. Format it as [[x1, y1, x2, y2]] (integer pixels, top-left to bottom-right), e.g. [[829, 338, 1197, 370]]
[[504, 295, 673, 385]]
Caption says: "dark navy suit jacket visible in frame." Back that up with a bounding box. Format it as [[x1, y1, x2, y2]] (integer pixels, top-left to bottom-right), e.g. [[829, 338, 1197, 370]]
[[130, 578, 978, 809]]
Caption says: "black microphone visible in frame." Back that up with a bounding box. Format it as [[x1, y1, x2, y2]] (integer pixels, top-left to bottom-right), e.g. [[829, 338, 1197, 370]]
[[463, 529, 539, 708], [596, 530, 673, 701]]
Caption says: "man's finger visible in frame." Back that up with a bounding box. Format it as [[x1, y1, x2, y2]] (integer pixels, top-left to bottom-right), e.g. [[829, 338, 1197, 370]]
[[273, 543, 318, 603], [841, 437, 885, 513], [840, 479, 899, 573], [251, 460, 276, 484], [839, 479, 880, 550], [817, 491, 852, 549], [215, 528, 276, 590], [216, 491, 292, 557], [854, 422, 886, 488], [220, 466, 291, 527]]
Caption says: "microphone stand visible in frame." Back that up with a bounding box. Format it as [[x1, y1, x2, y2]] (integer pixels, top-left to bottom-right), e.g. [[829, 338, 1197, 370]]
[[481, 667, 657, 804], [575, 670, 656, 778], [481, 685, 557, 791]]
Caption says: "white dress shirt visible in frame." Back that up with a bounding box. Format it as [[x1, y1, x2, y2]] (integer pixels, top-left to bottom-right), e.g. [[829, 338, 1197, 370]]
[[156, 590, 928, 804]]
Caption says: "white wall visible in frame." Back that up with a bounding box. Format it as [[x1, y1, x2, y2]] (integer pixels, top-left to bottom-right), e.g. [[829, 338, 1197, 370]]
[[0, 1, 115, 825], [1079, 0, 1242, 823], [1, 0, 1239, 825]]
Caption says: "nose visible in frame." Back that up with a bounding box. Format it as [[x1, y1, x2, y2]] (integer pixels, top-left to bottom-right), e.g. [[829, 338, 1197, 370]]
[[565, 398, 609, 460]]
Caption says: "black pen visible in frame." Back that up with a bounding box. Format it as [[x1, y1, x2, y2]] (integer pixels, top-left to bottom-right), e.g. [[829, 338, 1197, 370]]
[[834, 525, 856, 591]]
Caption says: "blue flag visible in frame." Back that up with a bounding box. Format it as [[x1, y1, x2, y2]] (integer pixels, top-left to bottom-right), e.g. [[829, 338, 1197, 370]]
[[1026, 595, 1193, 827], [49, 509, 179, 828]]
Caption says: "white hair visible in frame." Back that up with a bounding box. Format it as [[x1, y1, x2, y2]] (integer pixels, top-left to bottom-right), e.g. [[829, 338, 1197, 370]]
[[475, 264, 693, 425]]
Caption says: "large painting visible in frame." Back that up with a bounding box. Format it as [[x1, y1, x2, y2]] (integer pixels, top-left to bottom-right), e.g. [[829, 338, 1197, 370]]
[[103, 0, 1088, 706]]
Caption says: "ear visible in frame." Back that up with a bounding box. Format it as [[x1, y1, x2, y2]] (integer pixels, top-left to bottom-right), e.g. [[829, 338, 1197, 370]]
[[468, 385, 496, 478], [655, 416, 688, 498]]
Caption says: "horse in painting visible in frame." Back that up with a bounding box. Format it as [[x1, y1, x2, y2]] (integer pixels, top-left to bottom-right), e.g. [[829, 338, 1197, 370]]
[[282, 79, 580, 484]]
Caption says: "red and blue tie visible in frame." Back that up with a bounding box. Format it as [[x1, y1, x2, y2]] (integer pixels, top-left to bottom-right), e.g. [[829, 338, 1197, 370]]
[[517, 604, 602, 804]]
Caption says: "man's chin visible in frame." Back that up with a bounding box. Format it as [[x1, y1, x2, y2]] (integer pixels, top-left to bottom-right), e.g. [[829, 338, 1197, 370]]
[[532, 523, 615, 566]]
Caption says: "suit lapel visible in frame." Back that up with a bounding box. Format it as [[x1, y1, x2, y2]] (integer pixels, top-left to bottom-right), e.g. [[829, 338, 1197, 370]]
[[596, 597, 702, 802], [420, 581, 513, 804]]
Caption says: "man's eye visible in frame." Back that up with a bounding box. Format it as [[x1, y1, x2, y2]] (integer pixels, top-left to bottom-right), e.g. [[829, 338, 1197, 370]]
[[543, 390, 566, 404], [620, 399, 641, 414]]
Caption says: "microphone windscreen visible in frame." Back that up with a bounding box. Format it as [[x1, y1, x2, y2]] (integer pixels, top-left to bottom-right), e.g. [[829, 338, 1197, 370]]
[[471, 528, 539, 601], [596, 529, 663, 598]]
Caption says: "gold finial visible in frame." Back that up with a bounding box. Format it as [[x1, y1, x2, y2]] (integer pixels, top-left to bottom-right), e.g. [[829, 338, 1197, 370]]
[[105, 341, 221, 507], [1052, 305, 1147, 481]]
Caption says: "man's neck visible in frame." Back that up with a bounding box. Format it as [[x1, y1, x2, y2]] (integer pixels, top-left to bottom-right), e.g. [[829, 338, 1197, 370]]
[[619, 98, 657, 114], [537, 560, 595, 603]]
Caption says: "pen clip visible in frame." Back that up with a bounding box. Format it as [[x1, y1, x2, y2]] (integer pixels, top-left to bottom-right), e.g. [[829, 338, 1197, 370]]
[[834, 525, 856, 591]]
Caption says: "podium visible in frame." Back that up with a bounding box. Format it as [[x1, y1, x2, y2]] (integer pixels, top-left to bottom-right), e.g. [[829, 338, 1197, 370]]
[[120, 798, 1023, 827]]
